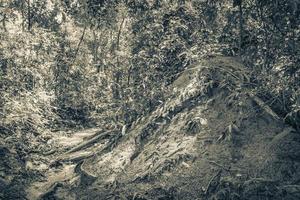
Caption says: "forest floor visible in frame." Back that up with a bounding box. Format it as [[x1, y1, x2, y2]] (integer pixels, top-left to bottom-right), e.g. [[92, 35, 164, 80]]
[[5, 56, 300, 200], [26, 128, 102, 200]]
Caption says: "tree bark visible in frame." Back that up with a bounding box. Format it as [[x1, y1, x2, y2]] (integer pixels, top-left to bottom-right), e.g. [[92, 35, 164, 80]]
[[116, 17, 125, 51], [21, 0, 25, 31], [27, 0, 31, 31], [2, 14, 7, 32], [114, 17, 126, 100], [93, 30, 99, 72], [238, 1, 243, 56], [72, 25, 87, 65]]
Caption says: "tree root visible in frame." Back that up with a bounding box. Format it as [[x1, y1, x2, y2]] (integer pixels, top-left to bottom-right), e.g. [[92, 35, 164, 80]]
[[57, 151, 95, 163], [43, 149, 56, 156], [75, 160, 97, 185], [66, 130, 115, 154], [37, 182, 63, 200]]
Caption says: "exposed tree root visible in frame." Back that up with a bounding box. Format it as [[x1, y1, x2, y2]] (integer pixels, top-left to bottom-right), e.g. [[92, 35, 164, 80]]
[[57, 151, 94, 163], [38, 182, 63, 200], [42, 149, 56, 156], [75, 160, 97, 185], [66, 130, 115, 154]]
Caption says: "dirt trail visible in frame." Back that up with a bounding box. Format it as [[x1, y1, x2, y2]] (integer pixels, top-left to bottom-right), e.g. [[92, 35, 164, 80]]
[[26, 128, 102, 200]]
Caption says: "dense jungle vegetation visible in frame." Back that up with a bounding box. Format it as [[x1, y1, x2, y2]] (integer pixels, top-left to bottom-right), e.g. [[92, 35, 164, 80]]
[[1, 0, 300, 199]]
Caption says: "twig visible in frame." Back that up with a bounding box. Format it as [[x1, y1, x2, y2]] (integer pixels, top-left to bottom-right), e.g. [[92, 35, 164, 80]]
[[207, 160, 231, 172]]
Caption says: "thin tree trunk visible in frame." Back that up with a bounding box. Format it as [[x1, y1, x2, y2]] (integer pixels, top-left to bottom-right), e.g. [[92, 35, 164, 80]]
[[2, 14, 7, 32], [21, 0, 25, 31], [72, 25, 87, 65], [93, 30, 102, 73], [127, 64, 132, 87], [93, 30, 99, 62], [116, 17, 125, 51], [238, 2, 243, 56], [114, 17, 126, 100], [27, 0, 31, 31]]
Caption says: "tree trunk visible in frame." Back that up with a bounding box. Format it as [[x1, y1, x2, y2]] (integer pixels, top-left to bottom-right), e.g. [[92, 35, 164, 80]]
[[116, 17, 125, 52], [27, 0, 31, 31], [72, 25, 87, 65], [2, 14, 7, 32], [21, 0, 25, 31], [114, 17, 126, 100], [238, 1, 243, 56]]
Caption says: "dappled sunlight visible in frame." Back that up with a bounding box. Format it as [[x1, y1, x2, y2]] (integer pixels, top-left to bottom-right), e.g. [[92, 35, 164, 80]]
[[1, 0, 300, 200]]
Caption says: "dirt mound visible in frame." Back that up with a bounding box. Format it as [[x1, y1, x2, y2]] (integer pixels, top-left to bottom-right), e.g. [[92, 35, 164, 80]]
[[29, 56, 300, 199]]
